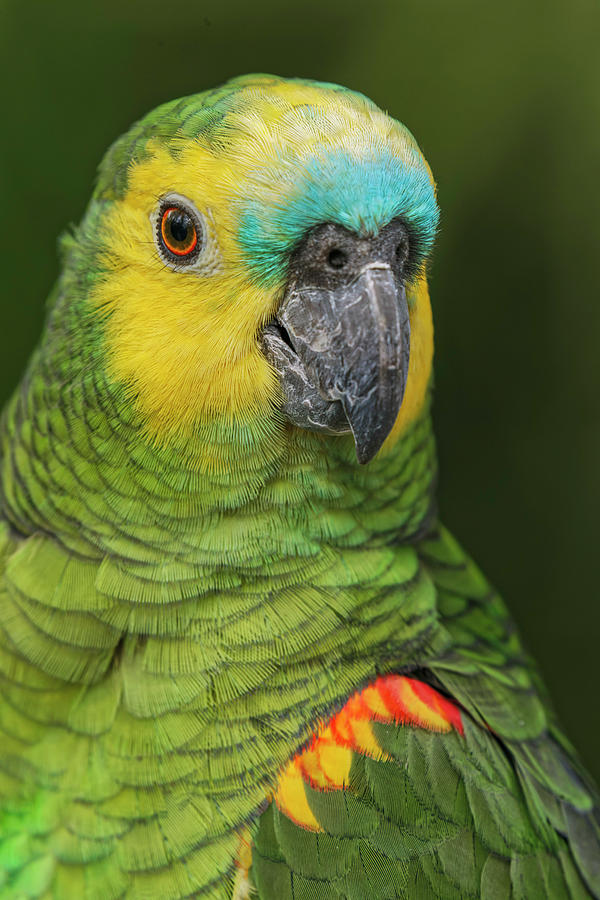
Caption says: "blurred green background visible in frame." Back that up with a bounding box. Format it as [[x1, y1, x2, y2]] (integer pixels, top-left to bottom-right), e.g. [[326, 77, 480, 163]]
[[1, 0, 599, 777]]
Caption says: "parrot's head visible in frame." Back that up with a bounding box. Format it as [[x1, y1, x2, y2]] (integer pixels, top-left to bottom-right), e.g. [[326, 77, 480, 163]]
[[51, 76, 439, 473]]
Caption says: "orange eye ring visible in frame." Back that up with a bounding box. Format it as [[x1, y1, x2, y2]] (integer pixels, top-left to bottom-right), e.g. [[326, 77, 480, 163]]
[[160, 206, 199, 258]]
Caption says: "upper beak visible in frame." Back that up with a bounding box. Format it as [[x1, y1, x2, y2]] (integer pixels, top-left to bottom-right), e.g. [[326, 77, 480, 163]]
[[263, 262, 410, 464]]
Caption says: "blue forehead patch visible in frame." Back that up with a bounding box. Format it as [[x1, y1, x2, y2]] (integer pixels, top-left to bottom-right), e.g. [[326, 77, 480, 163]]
[[236, 145, 439, 286]]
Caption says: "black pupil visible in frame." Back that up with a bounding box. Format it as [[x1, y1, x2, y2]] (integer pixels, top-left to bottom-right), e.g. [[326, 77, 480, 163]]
[[168, 210, 191, 244]]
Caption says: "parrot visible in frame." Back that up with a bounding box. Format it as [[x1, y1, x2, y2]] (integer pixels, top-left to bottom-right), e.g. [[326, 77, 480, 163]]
[[0, 72, 598, 900]]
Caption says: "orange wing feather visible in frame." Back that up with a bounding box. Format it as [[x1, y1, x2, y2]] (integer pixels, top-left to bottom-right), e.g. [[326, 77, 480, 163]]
[[273, 674, 463, 831]]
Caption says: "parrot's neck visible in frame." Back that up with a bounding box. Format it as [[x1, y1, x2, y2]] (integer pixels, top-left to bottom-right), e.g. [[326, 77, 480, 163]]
[[0, 324, 437, 570]]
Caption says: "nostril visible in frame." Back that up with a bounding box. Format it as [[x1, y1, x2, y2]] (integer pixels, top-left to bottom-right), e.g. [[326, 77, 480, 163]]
[[395, 242, 408, 264], [327, 248, 348, 269]]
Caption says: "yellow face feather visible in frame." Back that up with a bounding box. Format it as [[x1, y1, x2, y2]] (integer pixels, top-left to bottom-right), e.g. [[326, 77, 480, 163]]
[[93, 140, 282, 435], [90, 79, 435, 456], [384, 274, 434, 452]]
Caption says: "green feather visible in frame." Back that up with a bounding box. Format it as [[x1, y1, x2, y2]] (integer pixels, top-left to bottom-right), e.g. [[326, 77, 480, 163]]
[[252, 528, 599, 897], [1, 74, 598, 899]]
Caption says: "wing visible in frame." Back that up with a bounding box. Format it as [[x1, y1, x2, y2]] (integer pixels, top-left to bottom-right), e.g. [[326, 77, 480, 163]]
[[250, 526, 600, 899], [421, 526, 600, 897]]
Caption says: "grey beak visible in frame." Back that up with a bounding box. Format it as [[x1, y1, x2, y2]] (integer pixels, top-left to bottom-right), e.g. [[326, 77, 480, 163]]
[[263, 263, 410, 464]]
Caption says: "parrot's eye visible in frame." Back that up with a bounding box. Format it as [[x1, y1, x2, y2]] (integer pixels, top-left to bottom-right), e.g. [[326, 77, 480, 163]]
[[153, 194, 207, 269], [160, 207, 198, 257]]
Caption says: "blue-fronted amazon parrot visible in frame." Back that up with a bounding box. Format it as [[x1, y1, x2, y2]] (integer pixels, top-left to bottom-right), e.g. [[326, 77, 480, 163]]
[[0, 74, 598, 899]]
